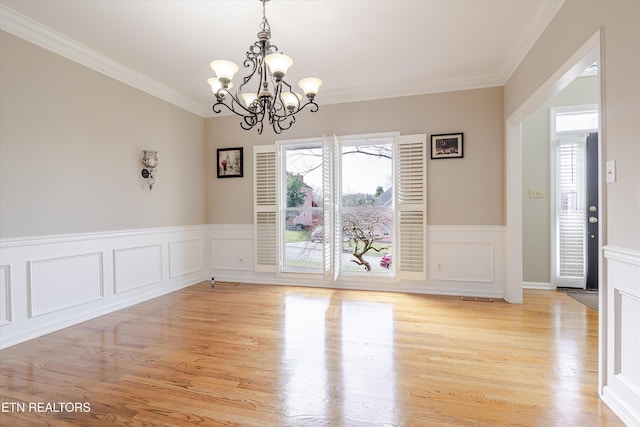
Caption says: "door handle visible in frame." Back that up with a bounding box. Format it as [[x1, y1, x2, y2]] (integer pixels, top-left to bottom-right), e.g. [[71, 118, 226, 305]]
[[589, 216, 598, 224]]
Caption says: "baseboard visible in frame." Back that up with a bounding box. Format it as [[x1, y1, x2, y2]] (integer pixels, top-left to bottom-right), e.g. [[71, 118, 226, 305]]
[[210, 270, 505, 299], [602, 386, 640, 427], [523, 281, 552, 290]]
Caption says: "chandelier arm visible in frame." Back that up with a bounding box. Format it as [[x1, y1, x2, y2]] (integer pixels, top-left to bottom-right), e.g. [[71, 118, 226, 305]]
[[213, 92, 257, 117], [272, 114, 296, 134], [208, 0, 320, 134], [240, 41, 265, 92], [240, 111, 263, 133], [270, 100, 319, 119], [270, 80, 284, 119]]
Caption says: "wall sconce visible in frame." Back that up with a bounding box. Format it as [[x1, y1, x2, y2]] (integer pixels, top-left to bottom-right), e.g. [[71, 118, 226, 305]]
[[141, 150, 158, 190]]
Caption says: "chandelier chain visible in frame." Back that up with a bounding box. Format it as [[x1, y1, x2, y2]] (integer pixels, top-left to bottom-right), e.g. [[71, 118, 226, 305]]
[[260, 0, 271, 34]]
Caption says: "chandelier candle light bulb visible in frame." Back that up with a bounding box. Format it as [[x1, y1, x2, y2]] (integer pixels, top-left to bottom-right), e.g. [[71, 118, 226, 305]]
[[264, 53, 293, 81], [281, 92, 302, 112], [242, 93, 259, 109], [207, 0, 322, 134], [298, 77, 322, 99], [209, 60, 239, 87], [208, 78, 232, 94]]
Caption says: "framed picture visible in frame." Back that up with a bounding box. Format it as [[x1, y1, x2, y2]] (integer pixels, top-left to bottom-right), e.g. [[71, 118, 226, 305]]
[[217, 147, 243, 178], [430, 133, 463, 159]]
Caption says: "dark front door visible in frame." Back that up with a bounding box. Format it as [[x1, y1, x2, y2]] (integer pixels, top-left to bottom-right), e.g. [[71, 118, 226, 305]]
[[586, 132, 599, 290]]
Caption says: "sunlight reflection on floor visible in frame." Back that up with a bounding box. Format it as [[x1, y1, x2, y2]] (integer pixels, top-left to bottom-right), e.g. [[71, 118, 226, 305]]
[[282, 292, 397, 425]]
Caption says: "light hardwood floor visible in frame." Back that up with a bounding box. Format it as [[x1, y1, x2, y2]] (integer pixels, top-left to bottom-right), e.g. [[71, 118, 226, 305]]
[[0, 283, 623, 426]]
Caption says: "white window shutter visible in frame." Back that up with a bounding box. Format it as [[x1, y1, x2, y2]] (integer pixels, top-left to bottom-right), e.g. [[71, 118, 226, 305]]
[[254, 145, 278, 272], [394, 134, 427, 280], [332, 135, 342, 281], [322, 135, 334, 281], [555, 133, 586, 287]]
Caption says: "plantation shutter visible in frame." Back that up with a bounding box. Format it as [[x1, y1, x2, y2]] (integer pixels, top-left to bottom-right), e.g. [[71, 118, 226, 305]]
[[555, 133, 586, 287], [332, 135, 342, 281], [322, 135, 334, 281], [394, 134, 427, 280], [253, 145, 278, 272]]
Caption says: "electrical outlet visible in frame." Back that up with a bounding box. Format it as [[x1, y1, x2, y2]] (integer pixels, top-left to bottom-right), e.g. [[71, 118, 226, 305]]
[[436, 263, 443, 272]]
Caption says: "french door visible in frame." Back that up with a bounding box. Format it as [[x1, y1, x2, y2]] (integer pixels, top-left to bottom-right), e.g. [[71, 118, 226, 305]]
[[253, 133, 427, 281]]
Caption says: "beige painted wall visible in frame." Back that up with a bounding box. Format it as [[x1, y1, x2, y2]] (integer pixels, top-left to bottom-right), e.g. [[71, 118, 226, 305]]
[[205, 87, 505, 226], [522, 76, 598, 284], [0, 32, 206, 238], [506, 0, 640, 251]]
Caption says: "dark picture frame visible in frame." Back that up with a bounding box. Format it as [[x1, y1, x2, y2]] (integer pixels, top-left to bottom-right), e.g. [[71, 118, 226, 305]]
[[430, 133, 464, 159], [217, 147, 243, 178]]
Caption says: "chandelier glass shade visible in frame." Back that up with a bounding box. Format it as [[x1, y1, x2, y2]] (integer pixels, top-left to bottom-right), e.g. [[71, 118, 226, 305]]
[[207, 0, 322, 134]]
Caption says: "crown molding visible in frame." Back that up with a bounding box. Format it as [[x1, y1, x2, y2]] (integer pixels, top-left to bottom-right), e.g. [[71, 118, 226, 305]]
[[2, 2, 564, 120], [204, 73, 504, 118], [499, 0, 565, 82], [310, 74, 504, 108], [0, 4, 208, 117]]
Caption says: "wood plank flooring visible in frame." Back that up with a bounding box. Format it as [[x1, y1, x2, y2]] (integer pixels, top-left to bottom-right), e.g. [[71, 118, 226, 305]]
[[0, 283, 624, 426]]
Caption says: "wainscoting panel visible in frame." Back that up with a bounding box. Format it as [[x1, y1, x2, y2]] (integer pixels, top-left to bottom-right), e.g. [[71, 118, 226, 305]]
[[0, 265, 11, 326], [210, 225, 255, 272], [0, 226, 209, 349], [28, 252, 103, 318], [212, 238, 254, 271], [427, 242, 494, 282], [616, 289, 640, 385], [169, 239, 202, 279], [210, 224, 507, 298], [1, 224, 506, 348], [417, 226, 506, 296], [603, 245, 640, 426], [113, 244, 162, 294]]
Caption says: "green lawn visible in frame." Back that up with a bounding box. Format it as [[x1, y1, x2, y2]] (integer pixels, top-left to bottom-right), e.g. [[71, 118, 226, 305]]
[[285, 230, 310, 243]]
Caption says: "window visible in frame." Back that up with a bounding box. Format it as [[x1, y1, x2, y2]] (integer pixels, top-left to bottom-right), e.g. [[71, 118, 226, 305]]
[[282, 144, 324, 273], [556, 135, 586, 285], [253, 133, 426, 281]]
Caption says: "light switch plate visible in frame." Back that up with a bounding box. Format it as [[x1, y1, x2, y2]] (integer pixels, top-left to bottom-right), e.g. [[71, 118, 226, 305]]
[[529, 188, 545, 198], [606, 160, 616, 183]]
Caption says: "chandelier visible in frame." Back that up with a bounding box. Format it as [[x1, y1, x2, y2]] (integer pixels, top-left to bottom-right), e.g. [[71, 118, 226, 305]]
[[207, 0, 322, 134]]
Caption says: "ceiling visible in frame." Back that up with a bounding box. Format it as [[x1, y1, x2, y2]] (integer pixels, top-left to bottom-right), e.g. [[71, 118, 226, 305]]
[[0, 0, 563, 117]]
